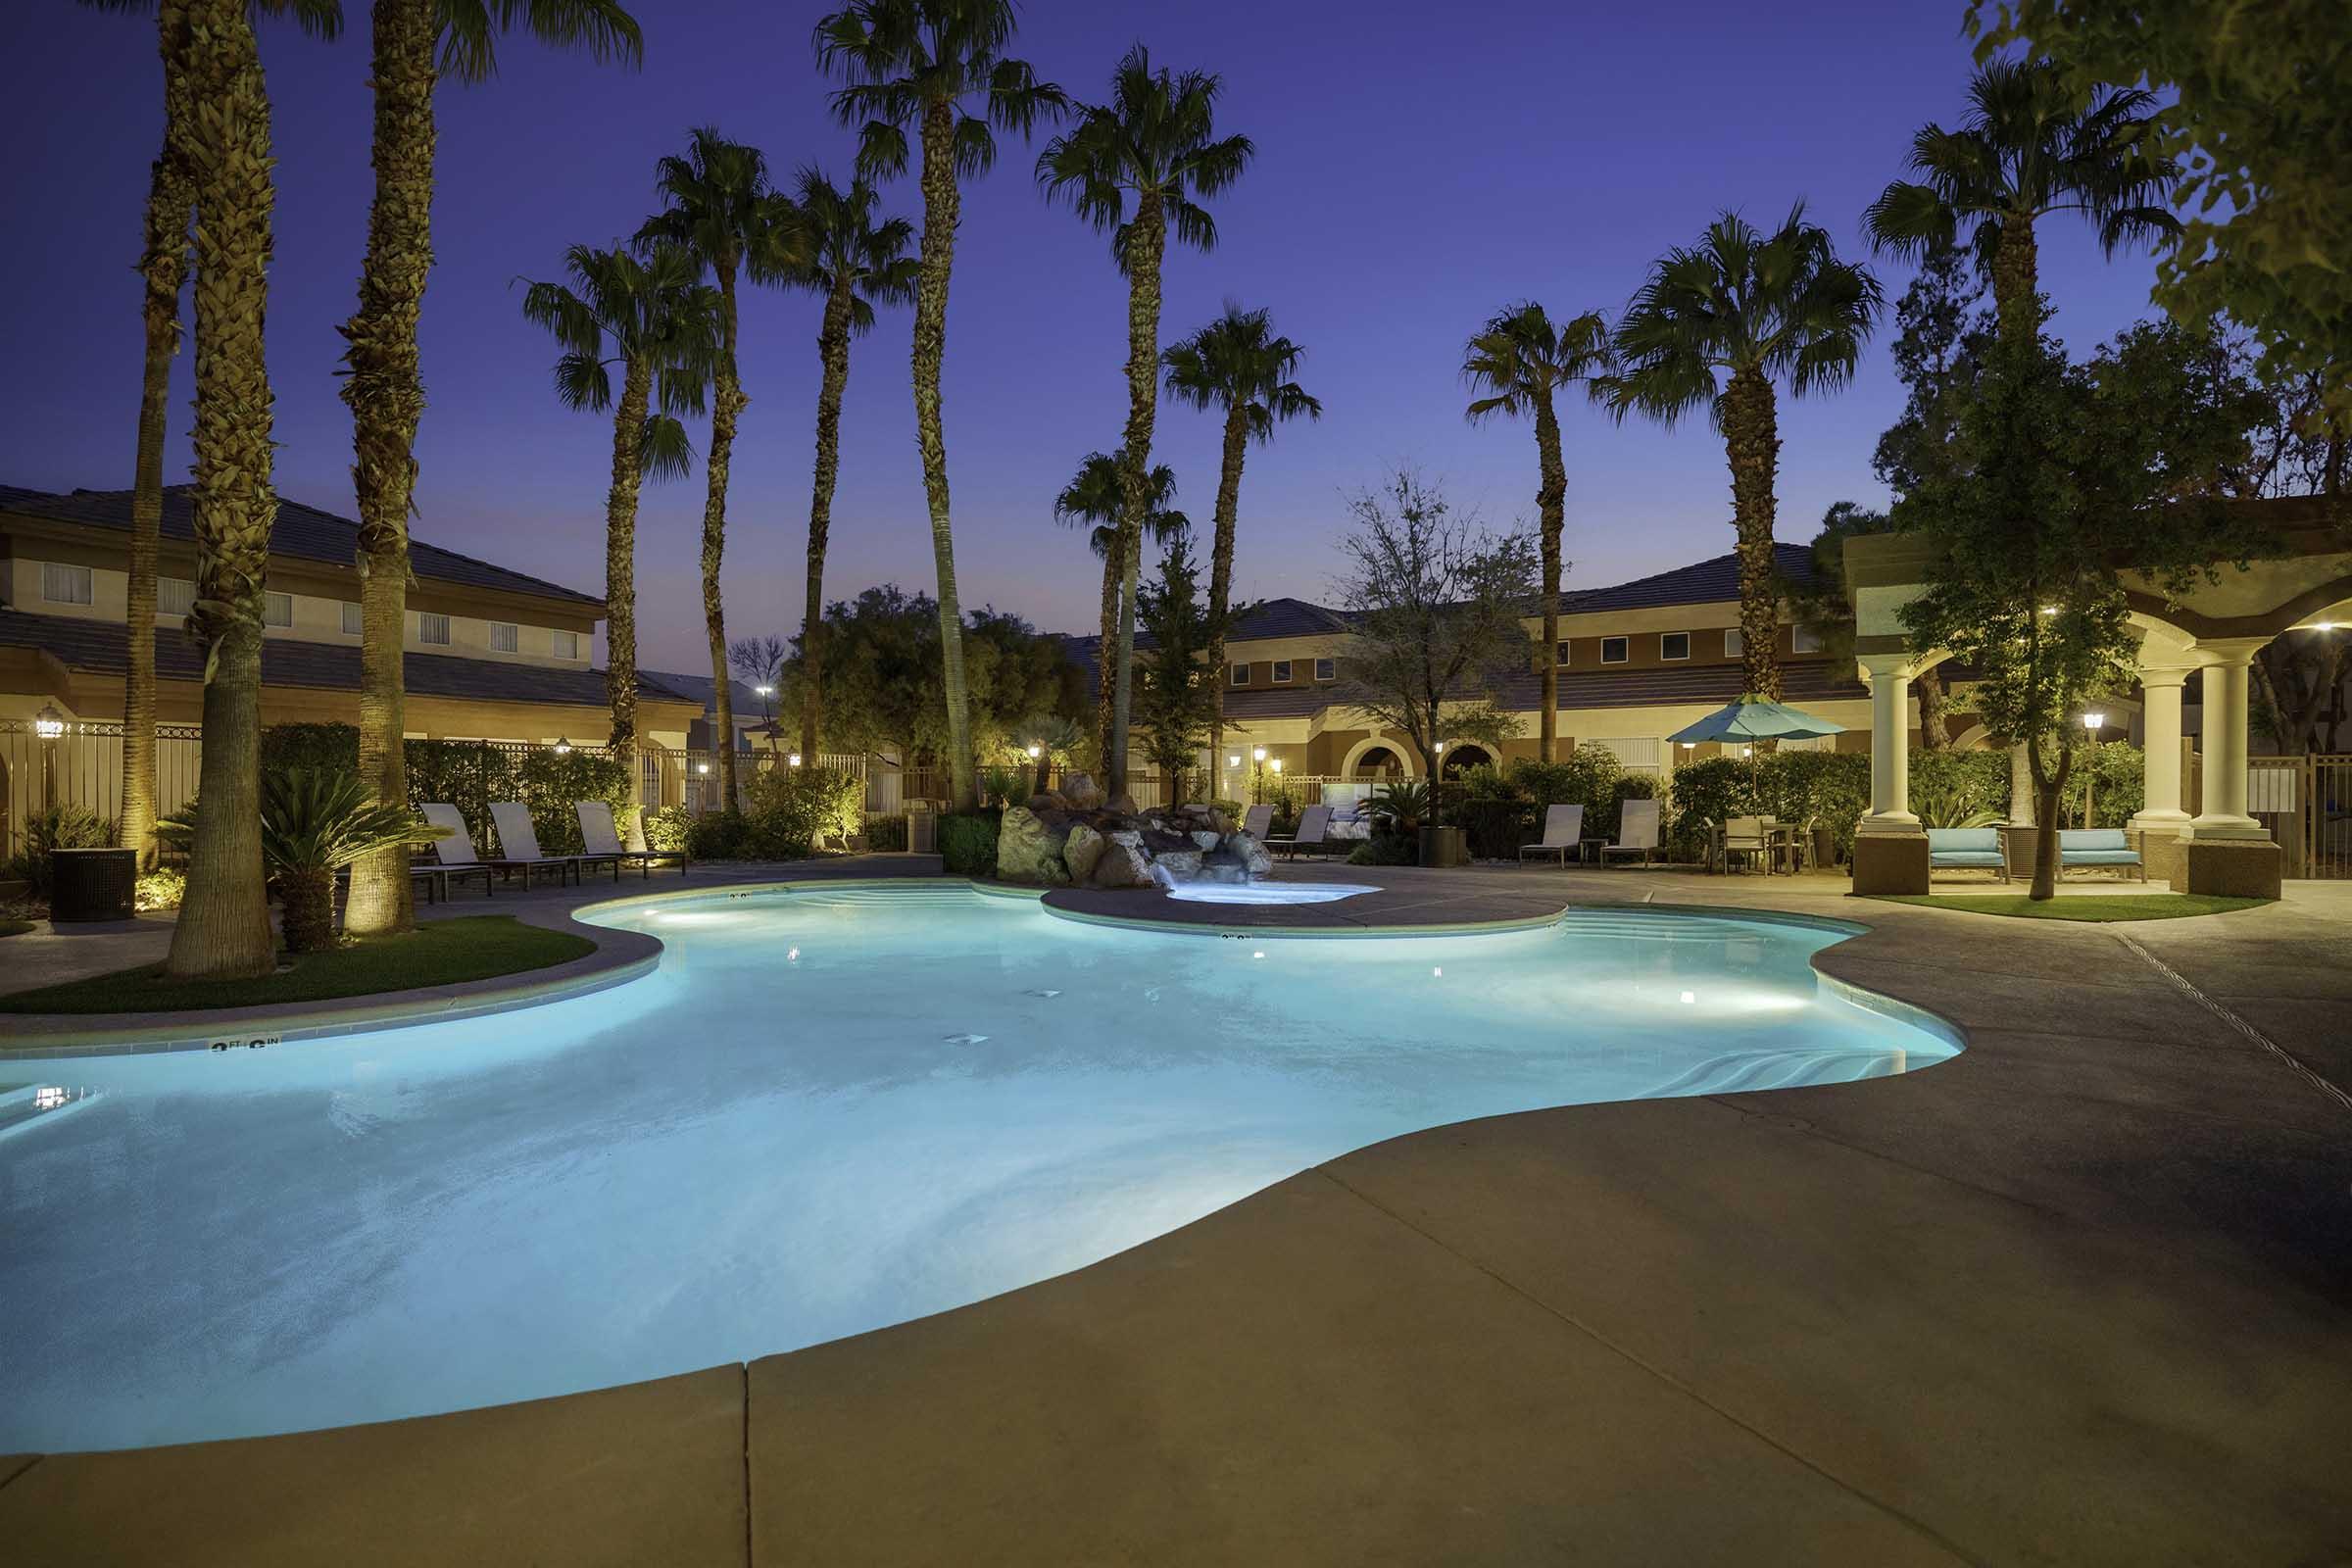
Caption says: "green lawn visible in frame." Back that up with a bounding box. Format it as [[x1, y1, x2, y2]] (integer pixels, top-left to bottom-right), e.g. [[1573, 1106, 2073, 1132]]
[[1873, 894, 2271, 922], [0, 915, 595, 1014]]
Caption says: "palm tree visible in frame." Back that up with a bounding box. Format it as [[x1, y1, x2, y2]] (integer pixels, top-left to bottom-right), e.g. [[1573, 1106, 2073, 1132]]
[[1601, 206, 1883, 703], [767, 167, 917, 766], [1054, 450, 1187, 768], [163, 0, 288, 980], [521, 241, 719, 848], [1865, 57, 2176, 343], [84, 0, 338, 874], [814, 0, 1064, 812], [1037, 44, 1250, 797], [1161, 303, 1317, 790], [636, 128, 781, 819], [1462, 302, 1612, 762]]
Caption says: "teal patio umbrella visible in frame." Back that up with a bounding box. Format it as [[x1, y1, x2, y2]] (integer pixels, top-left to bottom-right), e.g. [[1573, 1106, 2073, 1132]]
[[1670, 695, 1847, 788]]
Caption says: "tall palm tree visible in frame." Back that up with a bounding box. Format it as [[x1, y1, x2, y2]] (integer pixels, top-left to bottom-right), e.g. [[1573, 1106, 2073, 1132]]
[[1600, 205, 1883, 702], [343, 0, 642, 938], [814, 0, 1064, 812], [1054, 449, 1186, 768], [164, 0, 286, 979], [1865, 57, 2176, 343], [1037, 44, 1250, 797], [636, 127, 780, 817], [521, 241, 719, 848], [84, 0, 338, 874], [767, 167, 917, 766], [1462, 302, 1612, 761], [1161, 303, 1317, 790]]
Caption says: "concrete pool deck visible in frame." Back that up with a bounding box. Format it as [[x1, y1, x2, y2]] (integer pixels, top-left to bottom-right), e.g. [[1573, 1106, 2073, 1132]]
[[2, 860, 2347, 1564]]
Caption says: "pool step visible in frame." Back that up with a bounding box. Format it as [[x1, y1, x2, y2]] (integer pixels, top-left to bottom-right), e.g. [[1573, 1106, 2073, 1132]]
[[0, 1082, 98, 1143]]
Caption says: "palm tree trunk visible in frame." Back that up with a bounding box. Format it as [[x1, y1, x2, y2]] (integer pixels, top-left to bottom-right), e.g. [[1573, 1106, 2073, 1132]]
[[913, 98, 975, 811], [341, 0, 436, 938], [279, 865, 336, 954], [801, 274, 856, 765], [606, 359, 652, 851], [122, 0, 195, 874], [1991, 213, 2039, 344], [1205, 400, 1247, 798], [1722, 366, 1785, 702], [166, 0, 278, 982], [703, 253, 743, 813], [1532, 387, 1567, 762], [1095, 544, 1118, 769], [1109, 192, 1168, 798]]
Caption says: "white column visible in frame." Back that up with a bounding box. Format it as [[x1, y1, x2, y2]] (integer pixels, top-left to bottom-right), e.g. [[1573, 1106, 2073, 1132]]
[[1858, 654, 1918, 831], [2130, 665, 2192, 831], [2186, 638, 2270, 839]]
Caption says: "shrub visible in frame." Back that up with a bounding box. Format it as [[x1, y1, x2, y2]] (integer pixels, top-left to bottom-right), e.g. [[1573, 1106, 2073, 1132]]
[[1346, 831, 1417, 866], [1509, 745, 1624, 811], [864, 812, 909, 853], [1365, 780, 1434, 834], [643, 806, 696, 854], [1453, 797, 1531, 860], [162, 770, 437, 953], [1662, 751, 1873, 862], [2063, 742, 2142, 828], [511, 749, 629, 856], [403, 739, 516, 850], [136, 867, 185, 911], [937, 808, 1002, 876], [1909, 750, 2010, 823], [3, 805, 116, 898], [741, 765, 865, 858], [977, 763, 1029, 808], [259, 721, 360, 775], [686, 811, 756, 860]]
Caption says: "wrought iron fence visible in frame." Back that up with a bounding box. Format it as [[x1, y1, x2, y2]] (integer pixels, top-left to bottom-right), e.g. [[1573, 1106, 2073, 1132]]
[[0, 717, 204, 858], [2250, 753, 2352, 879]]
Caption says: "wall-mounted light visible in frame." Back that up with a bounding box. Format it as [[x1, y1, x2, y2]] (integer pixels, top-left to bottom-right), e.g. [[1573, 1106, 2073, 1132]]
[[32, 702, 66, 741], [552, 737, 573, 756], [1226, 754, 1240, 768], [697, 761, 711, 775], [2081, 710, 2105, 732], [1027, 744, 1042, 760], [788, 753, 803, 768], [1269, 759, 1283, 774], [1678, 741, 1696, 750]]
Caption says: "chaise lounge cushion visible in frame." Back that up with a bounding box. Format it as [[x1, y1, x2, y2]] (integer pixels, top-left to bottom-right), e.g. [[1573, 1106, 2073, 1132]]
[[2057, 828, 2140, 864], [1926, 827, 2004, 866]]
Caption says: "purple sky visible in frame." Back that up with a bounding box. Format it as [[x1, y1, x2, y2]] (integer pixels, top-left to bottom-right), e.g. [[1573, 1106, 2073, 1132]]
[[2, 1, 2167, 671]]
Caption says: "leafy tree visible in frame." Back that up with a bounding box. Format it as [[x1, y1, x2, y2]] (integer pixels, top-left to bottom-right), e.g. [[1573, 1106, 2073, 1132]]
[[1132, 528, 1237, 802], [765, 167, 917, 764], [1785, 499, 1951, 750], [1038, 43, 1251, 796], [1601, 205, 1883, 701], [520, 240, 719, 846], [1461, 300, 1613, 761], [1053, 449, 1186, 766], [1161, 302, 1319, 783], [1864, 56, 2177, 343], [1968, 1, 2352, 423], [1330, 469, 1536, 801], [1870, 243, 1995, 498], [1893, 303, 2267, 898], [814, 0, 1066, 812]]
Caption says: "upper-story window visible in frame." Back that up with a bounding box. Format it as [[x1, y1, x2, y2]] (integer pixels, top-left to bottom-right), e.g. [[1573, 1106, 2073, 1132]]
[[158, 576, 195, 617], [41, 563, 92, 606], [1792, 624, 1824, 655], [551, 629, 581, 661], [341, 601, 363, 636], [1661, 631, 1690, 662], [489, 621, 519, 653], [1271, 660, 1293, 684], [1554, 641, 1571, 666], [418, 612, 452, 646], [1230, 662, 1250, 686], [1724, 627, 1743, 658], [1314, 657, 1335, 682], [1599, 635, 1630, 664], [264, 591, 294, 628]]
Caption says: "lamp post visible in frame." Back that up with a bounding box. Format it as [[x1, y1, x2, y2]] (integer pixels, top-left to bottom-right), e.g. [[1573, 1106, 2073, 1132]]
[[754, 684, 777, 756], [552, 736, 572, 757], [2080, 710, 2105, 828], [1251, 746, 1267, 805]]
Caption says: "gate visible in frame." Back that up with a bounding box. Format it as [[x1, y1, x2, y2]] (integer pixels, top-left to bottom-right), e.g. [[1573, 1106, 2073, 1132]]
[[2251, 754, 2352, 878]]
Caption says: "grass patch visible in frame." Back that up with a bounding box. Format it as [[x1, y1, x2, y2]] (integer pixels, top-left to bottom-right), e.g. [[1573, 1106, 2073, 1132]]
[[0, 915, 595, 1014], [1873, 894, 2270, 922]]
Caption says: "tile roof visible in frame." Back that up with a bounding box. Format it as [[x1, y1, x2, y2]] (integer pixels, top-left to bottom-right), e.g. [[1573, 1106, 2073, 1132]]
[[1555, 542, 1820, 613], [1488, 656, 1867, 712], [0, 609, 692, 710], [0, 484, 602, 609], [639, 668, 767, 717]]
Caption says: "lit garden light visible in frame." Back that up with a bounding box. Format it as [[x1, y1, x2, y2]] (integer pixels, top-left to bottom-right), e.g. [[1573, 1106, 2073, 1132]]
[[552, 737, 573, 756], [788, 754, 803, 768], [1027, 744, 1042, 760], [32, 702, 66, 741], [698, 762, 711, 776]]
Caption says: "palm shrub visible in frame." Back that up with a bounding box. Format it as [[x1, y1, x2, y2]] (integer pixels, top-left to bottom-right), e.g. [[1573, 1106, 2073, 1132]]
[[5, 805, 117, 899], [1364, 780, 1434, 834], [1915, 783, 2002, 830], [1908, 750, 2011, 822]]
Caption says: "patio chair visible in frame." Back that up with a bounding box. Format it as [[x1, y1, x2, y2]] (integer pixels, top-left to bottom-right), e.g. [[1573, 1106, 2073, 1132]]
[[1263, 804, 1334, 859], [2056, 827, 2146, 882], [484, 802, 587, 890], [1518, 803, 1586, 866], [1721, 814, 1769, 874], [1239, 804, 1274, 840], [1926, 827, 2009, 882], [414, 803, 500, 899], [577, 800, 689, 879], [1600, 799, 1661, 867]]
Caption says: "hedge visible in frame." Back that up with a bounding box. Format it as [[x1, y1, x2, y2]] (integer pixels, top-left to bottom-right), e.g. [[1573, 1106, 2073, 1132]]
[[938, 809, 1002, 876], [258, 723, 628, 857]]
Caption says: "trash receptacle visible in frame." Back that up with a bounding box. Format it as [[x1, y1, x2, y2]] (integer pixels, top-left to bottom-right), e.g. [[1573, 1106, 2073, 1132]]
[[49, 847, 138, 922], [907, 806, 937, 855]]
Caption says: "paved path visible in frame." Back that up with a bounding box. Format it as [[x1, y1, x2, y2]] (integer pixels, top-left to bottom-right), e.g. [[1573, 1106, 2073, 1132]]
[[4, 861, 2348, 1565]]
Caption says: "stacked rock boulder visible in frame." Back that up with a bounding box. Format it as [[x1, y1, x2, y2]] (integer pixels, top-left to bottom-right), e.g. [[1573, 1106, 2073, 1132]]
[[994, 772, 1277, 890]]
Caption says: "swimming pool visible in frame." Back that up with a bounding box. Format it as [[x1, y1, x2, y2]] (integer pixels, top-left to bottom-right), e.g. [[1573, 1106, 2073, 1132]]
[[0, 883, 1956, 1452]]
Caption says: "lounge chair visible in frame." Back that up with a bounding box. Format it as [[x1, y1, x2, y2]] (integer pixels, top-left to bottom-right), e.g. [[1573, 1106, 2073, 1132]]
[[1927, 827, 2008, 881], [415, 803, 501, 899], [1518, 803, 1586, 866], [1599, 799, 1661, 866], [577, 800, 689, 879], [1239, 804, 1274, 840], [2056, 827, 2146, 882], [483, 801, 586, 890], [1263, 804, 1334, 859]]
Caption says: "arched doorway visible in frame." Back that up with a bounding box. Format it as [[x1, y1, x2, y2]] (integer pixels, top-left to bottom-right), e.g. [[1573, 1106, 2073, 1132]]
[[1441, 744, 1493, 777], [1347, 743, 1408, 781]]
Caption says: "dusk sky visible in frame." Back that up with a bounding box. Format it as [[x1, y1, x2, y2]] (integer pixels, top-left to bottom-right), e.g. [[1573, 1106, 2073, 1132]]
[[2, 1, 2169, 672]]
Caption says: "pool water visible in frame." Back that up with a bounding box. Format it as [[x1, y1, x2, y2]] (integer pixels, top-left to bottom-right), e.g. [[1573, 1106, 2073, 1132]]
[[0, 884, 1955, 1452]]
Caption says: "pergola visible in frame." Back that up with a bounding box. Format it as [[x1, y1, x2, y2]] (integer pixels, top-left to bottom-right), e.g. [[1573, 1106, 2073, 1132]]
[[1842, 499, 2352, 898]]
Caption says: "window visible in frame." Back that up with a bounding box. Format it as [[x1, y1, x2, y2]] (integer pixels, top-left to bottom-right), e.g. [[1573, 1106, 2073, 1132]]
[[1600, 635, 1629, 664], [1661, 631, 1690, 662], [341, 601, 363, 636], [1314, 657, 1335, 682], [1271, 660, 1293, 684], [418, 612, 452, 646], [1230, 662, 1250, 686], [1554, 641, 1571, 666], [1724, 627, 1743, 658], [1792, 623, 1824, 655], [551, 629, 581, 660], [489, 621, 519, 653], [158, 576, 195, 616], [264, 591, 294, 628], [41, 563, 92, 605]]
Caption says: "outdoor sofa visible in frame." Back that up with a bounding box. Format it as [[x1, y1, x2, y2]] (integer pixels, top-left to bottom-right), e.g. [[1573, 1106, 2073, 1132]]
[[1927, 827, 2009, 881], [2054, 827, 2146, 881]]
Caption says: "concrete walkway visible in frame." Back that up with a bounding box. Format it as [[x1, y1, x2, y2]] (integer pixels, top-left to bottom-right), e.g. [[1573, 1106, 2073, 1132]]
[[3, 862, 2348, 1565]]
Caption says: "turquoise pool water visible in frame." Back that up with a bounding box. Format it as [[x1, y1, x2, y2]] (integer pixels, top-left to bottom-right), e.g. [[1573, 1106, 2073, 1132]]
[[0, 884, 1955, 1452]]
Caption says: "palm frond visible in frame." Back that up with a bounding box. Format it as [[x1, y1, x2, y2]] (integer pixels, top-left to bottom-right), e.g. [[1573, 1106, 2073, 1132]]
[[436, 0, 643, 83], [639, 413, 697, 480]]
